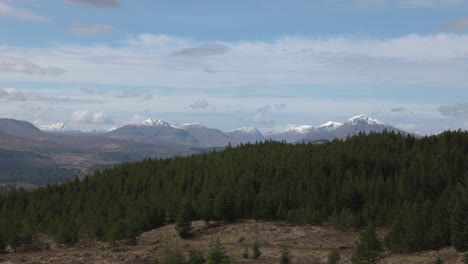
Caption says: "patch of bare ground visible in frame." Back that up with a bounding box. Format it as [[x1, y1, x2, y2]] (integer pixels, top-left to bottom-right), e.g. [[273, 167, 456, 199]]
[[0, 220, 464, 264]]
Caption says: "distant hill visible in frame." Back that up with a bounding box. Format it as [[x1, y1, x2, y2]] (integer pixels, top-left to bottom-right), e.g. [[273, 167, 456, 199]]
[[0, 115, 415, 184]]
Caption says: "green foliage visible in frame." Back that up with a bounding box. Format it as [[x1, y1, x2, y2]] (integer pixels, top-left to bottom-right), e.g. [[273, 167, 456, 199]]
[[242, 246, 249, 259], [464, 252, 468, 264], [188, 250, 206, 264], [280, 248, 290, 264], [175, 197, 193, 239], [252, 241, 261, 259], [207, 239, 233, 264], [435, 257, 442, 264], [0, 131, 466, 252], [450, 178, 468, 252], [328, 250, 340, 264], [351, 225, 383, 264]]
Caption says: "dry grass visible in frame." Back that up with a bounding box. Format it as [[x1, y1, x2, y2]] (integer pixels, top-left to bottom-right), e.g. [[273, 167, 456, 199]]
[[0, 220, 464, 264]]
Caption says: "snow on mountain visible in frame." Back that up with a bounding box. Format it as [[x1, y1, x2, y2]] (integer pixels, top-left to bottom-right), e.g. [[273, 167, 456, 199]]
[[232, 127, 260, 134], [140, 118, 171, 127], [39, 123, 69, 132], [177, 123, 206, 129], [345, 114, 384, 126], [283, 125, 315, 134], [316, 121, 343, 131]]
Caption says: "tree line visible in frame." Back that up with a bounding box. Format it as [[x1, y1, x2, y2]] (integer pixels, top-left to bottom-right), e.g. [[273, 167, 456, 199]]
[[0, 130, 467, 253]]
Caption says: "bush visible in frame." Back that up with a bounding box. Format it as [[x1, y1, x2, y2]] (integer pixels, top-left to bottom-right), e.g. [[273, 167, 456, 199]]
[[351, 225, 383, 264], [328, 250, 340, 264], [280, 248, 290, 264], [252, 241, 261, 259], [188, 250, 206, 264], [242, 246, 249, 259], [207, 239, 233, 264]]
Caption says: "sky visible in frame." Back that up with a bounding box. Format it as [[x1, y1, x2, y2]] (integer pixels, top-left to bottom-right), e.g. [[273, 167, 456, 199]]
[[1, 0, 468, 134]]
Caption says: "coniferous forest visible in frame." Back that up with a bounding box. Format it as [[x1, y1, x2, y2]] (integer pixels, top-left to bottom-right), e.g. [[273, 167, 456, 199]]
[[0, 131, 467, 253]]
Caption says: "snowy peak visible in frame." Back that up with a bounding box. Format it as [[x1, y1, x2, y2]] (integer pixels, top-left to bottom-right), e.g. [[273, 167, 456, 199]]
[[345, 114, 384, 126], [140, 118, 171, 127], [231, 127, 260, 134], [177, 123, 206, 129], [39, 123, 69, 132], [282, 125, 315, 134], [316, 121, 343, 131]]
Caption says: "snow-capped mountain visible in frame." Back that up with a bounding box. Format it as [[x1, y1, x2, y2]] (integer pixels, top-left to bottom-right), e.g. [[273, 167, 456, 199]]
[[300, 114, 405, 143], [227, 127, 266, 143], [268, 125, 316, 143], [140, 118, 172, 127], [106, 118, 199, 146], [345, 115, 384, 126], [316, 121, 343, 132], [39, 123, 70, 133]]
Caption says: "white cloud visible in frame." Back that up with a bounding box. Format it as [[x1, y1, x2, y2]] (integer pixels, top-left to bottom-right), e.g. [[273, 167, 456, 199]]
[[71, 109, 114, 124], [172, 44, 229, 57], [343, 0, 467, 7], [438, 103, 468, 117], [67, 24, 114, 36], [1, 33, 468, 89], [0, 2, 49, 22], [66, 0, 120, 8], [442, 17, 468, 31], [0, 57, 65, 75], [189, 100, 214, 110], [80, 87, 96, 94], [116, 90, 141, 98], [0, 88, 26, 101], [246, 105, 276, 126]]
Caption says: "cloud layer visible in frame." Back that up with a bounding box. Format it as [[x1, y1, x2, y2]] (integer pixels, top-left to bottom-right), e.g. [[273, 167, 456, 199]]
[[0, 2, 49, 22], [71, 109, 114, 124], [2, 33, 468, 89], [0, 57, 65, 75], [67, 24, 114, 36], [67, 0, 120, 8]]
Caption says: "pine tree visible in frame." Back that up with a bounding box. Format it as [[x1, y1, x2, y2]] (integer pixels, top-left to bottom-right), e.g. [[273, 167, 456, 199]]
[[328, 250, 340, 264], [175, 197, 193, 239], [450, 181, 468, 252], [207, 239, 232, 264], [252, 241, 262, 259], [463, 252, 468, 264], [435, 257, 442, 264], [280, 248, 290, 264], [242, 246, 249, 259], [351, 225, 383, 264], [188, 250, 206, 264]]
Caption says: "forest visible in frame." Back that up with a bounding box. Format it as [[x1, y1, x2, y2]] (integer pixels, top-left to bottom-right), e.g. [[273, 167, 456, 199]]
[[0, 130, 467, 254]]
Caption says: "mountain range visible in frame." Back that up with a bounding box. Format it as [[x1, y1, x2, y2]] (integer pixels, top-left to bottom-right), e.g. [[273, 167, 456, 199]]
[[0, 115, 412, 184]]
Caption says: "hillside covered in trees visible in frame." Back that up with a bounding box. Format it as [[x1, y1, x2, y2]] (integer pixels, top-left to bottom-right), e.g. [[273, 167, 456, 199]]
[[0, 131, 467, 254]]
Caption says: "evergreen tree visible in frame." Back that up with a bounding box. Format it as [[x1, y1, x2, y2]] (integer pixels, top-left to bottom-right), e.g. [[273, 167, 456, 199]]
[[351, 225, 383, 264], [450, 180, 468, 252], [463, 252, 468, 264], [207, 239, 232, 264], [252, 241, 261, 259], [175, 197, 193, 238], [435, 257, 442, 264], [242, 246, 249, 259], [328, 250, 340, 264], [188, 250, 206, 264], [280, 248, 290, 264]]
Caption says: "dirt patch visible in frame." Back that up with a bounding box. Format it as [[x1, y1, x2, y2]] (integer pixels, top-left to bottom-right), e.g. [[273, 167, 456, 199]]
[[0, 220, 464, 264]]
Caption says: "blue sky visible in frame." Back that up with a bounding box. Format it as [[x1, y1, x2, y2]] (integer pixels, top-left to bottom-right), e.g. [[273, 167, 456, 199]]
[[1, 0, 468, 134]]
